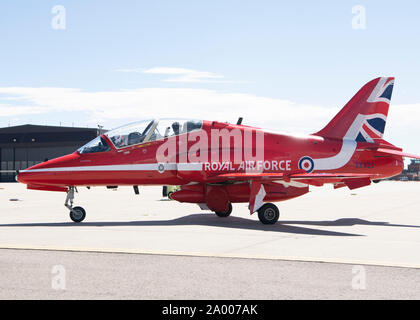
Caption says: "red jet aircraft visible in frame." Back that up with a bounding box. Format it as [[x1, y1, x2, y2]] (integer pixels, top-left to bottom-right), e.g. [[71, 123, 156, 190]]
[[17, 77, 420, 224]]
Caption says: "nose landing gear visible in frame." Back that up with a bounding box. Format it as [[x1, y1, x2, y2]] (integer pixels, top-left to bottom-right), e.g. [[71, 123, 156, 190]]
[[65, 187, 86, 223]]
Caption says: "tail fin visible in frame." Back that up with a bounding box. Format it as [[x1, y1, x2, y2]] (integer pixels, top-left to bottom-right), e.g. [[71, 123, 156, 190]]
[[314, 77, 394, 142]]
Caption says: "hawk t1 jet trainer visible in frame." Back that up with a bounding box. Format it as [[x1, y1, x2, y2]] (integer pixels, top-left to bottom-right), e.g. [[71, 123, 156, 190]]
[[17, 77, 420, 224]]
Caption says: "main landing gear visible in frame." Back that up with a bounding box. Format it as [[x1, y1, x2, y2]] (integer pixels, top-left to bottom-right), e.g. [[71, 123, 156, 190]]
[[213, 202, 280, 224], [65, 186, 86, 223], [214, 203, 233, 218], [257, 203, 279, 225]]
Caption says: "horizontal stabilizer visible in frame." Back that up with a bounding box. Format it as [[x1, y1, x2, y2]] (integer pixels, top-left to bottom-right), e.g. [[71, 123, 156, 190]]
[[375, 148, 420, 159]]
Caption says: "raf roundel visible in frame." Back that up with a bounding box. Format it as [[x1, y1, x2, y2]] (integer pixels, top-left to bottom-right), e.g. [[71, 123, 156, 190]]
[[157, 163, 165, 174], [298, 156, 315, 173]]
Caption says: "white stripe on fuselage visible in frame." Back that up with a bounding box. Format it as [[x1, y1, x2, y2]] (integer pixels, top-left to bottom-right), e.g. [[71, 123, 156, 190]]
[[20, 163, 202, 173], [313, 139, 357, 171]]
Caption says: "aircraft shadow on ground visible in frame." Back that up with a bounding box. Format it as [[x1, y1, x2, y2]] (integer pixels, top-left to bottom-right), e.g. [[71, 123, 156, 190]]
[[1, 215, 419, 237]]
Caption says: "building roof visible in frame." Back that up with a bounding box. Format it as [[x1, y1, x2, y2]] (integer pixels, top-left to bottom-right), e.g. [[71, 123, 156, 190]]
[[0, 124, 100, 145], [0, 124, 99, 134]]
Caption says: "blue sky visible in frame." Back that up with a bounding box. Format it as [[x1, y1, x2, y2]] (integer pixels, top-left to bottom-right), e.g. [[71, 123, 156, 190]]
[[0, 0, 419, 154]]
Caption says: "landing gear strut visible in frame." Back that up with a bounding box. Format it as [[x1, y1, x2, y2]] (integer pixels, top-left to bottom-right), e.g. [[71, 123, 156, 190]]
[[65, 187, 86, 223]]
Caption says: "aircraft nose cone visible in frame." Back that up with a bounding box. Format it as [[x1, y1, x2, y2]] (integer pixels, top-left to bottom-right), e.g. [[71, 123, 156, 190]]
[[16, 169, 31, 184], [16, 164, 47, 185], [16, 153, 80, 186]]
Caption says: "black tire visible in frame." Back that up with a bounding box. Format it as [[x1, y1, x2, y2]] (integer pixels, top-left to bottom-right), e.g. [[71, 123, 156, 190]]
[[257, 203, 279, 224], [70, 206, 86, 223], [215, 203, 232, 218], [168, 192, 173, 200], [162, 186, 168, 197]]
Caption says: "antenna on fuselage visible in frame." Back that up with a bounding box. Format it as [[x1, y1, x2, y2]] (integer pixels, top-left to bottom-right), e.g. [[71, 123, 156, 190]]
[[236, 117, 243, 125]]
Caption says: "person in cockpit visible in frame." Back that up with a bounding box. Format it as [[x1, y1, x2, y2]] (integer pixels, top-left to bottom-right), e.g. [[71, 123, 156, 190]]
[[172, 122, 180, 136]]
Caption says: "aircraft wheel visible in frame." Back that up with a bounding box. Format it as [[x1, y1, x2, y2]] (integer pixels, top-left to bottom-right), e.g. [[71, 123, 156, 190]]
[[70, 206, 86, 223], [215, 203, 232, 218], [257, 203, 279, 224], [168, 192, 173, 200]]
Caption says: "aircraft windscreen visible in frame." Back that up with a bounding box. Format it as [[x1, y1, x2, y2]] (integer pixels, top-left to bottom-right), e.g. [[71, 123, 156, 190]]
[[77, 136, 111, 154]]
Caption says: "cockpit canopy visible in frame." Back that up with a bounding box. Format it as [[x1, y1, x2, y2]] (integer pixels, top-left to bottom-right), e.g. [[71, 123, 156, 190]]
[[77, 118, 203, 153]]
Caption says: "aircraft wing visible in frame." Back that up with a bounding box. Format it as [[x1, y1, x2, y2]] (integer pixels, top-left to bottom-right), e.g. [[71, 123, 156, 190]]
[[207, 172, 374, 213], [207, 172, 284, 183], [207, 172, 373, 182], [290, 172, 373, 180], [207, 172, 375, 190], [288, 173, 374, 189]]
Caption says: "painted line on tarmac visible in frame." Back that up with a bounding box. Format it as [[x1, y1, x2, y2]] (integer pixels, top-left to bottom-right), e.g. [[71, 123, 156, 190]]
[[0, 244, 419, 269]]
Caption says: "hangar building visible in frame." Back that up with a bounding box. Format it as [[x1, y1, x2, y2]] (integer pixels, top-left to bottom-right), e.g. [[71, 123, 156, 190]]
[[0, 125, 99, 182]]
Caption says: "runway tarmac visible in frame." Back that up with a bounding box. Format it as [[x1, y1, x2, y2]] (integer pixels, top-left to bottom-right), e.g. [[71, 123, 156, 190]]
[[1, 248, 419, 299], [1, 181, 420, 267], [0, 181, 420, 299]]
